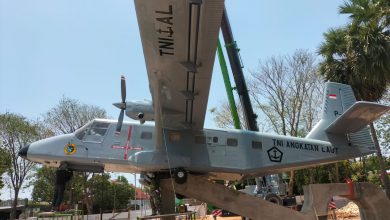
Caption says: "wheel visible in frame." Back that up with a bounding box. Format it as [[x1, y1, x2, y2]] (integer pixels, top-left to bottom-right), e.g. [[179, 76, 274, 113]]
[[174, 168, 187, 184], [265, 193, 283, 205]]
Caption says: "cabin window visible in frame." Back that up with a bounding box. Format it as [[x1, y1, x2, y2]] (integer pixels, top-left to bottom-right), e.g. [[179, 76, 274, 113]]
[[227, 138, 238, 147], [141, 132, 152, 139], [169, 133, 181, 142], [83, 121, 110, 143], [252, 141, 262, 149], [195, 135, 206, 144]]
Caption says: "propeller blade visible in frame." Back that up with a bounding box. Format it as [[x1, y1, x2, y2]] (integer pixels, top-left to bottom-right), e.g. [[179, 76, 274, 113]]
[[115, 75, 127, 135], [121, 75, 126, 103], [116, 109, 125, 134]]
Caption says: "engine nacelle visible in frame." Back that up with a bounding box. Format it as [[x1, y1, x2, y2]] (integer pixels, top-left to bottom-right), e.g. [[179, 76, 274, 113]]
[[138, 112, 144, 119], [124, 100, 154, 122]]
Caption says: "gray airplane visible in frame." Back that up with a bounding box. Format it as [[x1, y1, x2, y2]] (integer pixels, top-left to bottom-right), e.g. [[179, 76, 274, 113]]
[[19, 0, 389, 184]]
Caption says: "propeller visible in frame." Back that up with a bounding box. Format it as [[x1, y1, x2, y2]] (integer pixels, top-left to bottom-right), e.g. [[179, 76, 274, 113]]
[[115, 75, 127, 134]]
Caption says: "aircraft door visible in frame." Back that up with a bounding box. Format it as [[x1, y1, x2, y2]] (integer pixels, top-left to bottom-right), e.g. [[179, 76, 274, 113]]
[[206, 135, 226, 167]]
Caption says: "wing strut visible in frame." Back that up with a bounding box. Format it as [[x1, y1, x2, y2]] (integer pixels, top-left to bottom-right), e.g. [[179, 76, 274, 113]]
[[152, 75, 163, 151]]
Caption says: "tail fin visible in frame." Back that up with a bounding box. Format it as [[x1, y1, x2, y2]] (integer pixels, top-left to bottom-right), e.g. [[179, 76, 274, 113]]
[[306, 82, 389, 147], [320, 82, 356, 122]]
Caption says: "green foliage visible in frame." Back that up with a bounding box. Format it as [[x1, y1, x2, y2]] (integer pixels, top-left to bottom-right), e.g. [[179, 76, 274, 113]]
[[31, 97, 109, 213], [31, 166, 56, 202], [377, 91, 390, 152], [318, 0, 390, 101], [294, 156, 388, 194], [0, 113, 39, 184], [0, 113, 39, 219], [32, 169, 135, 212], [0, 148, 11, 190], [319, 0, 390, 198], [88, 174, 135, 212], [111, 176, 135, 210], [367, 170, 382, 186], [294, 164, 335, 194], [88, 173, 111, 212]]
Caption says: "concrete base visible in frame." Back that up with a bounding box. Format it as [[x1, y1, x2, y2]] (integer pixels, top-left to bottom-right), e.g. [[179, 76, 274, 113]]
[[161, 174, 314, 220], [302, 182, 390, 220], [160, 178, 175, 220], [160, 174, 390, 220]]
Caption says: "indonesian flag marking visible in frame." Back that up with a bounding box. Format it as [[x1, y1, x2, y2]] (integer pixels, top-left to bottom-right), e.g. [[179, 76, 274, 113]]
[[211, 209, 222, 217], [328, 199, 337, 210], [329, 94, 337, 99], [111, 126, 143, 160]]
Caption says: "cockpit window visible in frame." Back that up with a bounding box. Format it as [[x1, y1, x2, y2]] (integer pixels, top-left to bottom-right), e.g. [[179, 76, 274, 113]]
[[88, 122, 110, 136], [75, 120, 110, 143], [75, 122, 92, 140]]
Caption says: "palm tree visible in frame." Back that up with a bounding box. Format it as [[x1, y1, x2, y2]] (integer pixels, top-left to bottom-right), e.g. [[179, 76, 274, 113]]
[[318, 0, 390, 198]]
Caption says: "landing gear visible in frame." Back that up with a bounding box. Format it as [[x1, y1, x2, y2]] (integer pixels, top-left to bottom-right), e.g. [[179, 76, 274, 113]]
[[265, 193, 283, 205], [173, 168, 187, 184], [51, 169, 73, 211]]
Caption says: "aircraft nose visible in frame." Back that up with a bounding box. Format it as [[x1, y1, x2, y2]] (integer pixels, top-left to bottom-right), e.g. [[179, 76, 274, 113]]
[[18, 144, 29, 159]]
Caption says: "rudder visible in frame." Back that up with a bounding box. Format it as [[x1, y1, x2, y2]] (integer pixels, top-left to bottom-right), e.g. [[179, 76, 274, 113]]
[[306, 82, 375, 148]]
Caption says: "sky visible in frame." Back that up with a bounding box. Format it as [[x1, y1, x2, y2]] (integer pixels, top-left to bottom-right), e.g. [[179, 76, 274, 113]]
[[0, 0, 349, 199]]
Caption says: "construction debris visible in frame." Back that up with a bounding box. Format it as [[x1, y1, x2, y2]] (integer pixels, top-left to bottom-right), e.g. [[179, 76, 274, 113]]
[[335, 202, 360, 218]]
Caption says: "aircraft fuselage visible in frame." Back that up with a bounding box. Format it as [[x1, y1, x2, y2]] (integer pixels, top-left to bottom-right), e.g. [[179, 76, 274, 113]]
[[23, 119, 374, 180]]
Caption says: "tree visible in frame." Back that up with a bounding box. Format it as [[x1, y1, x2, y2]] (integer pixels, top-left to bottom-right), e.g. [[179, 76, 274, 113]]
[[0, 113, 39, 219], [44, 97, 107, 134], [212, 50, 324, 195], [377, 90, 390, 153], [17, 97, 110, 212], [32, 167, 99, 213], [318, 0, 390, 198], [111, 176, 135, 211], [31, 166, 56, 202], [249, 50, 323, 195], [0, 148, 11, 197], [294, 164, 334, 194], [212, 102, 249, 130], [40, 97, 107, 213]]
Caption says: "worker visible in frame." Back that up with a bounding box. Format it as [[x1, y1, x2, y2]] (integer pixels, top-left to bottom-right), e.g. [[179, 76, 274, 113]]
[[51, 169, 73, 211], [141, 173, 162, 215]]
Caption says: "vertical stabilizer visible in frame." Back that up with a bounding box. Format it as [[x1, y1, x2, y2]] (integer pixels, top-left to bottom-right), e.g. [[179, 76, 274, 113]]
[[320, 82, 356, 121], [306, 82, 373, 148]]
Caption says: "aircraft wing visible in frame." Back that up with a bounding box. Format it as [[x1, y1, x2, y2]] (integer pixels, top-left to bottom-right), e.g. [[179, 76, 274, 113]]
[[325, 101, 390, 134], [134, 0, 224, 130]]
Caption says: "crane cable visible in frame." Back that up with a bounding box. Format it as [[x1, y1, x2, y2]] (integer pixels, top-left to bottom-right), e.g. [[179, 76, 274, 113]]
[[162, 128, 177, 197]]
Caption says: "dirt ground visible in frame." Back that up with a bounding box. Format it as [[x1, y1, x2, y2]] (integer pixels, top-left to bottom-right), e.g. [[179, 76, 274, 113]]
[[202, 216, 360, 220], [333, 201, 360, 220], [200, 202, 361, 220], [201, 215, 360, 220]]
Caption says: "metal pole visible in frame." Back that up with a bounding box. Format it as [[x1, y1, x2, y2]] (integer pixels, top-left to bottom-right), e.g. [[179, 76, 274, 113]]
[[113, 184, 116, 217], [134, 173, 137, 210], [220, 6, 258, 131], [100, 173, 103, 220]]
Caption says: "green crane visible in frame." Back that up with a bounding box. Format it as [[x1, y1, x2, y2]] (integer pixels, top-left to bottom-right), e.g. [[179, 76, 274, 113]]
[[216, 39, 241, 129]]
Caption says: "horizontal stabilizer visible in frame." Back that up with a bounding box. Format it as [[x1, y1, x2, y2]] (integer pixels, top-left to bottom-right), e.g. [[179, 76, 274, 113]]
[[325, 101, 390, 134]]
